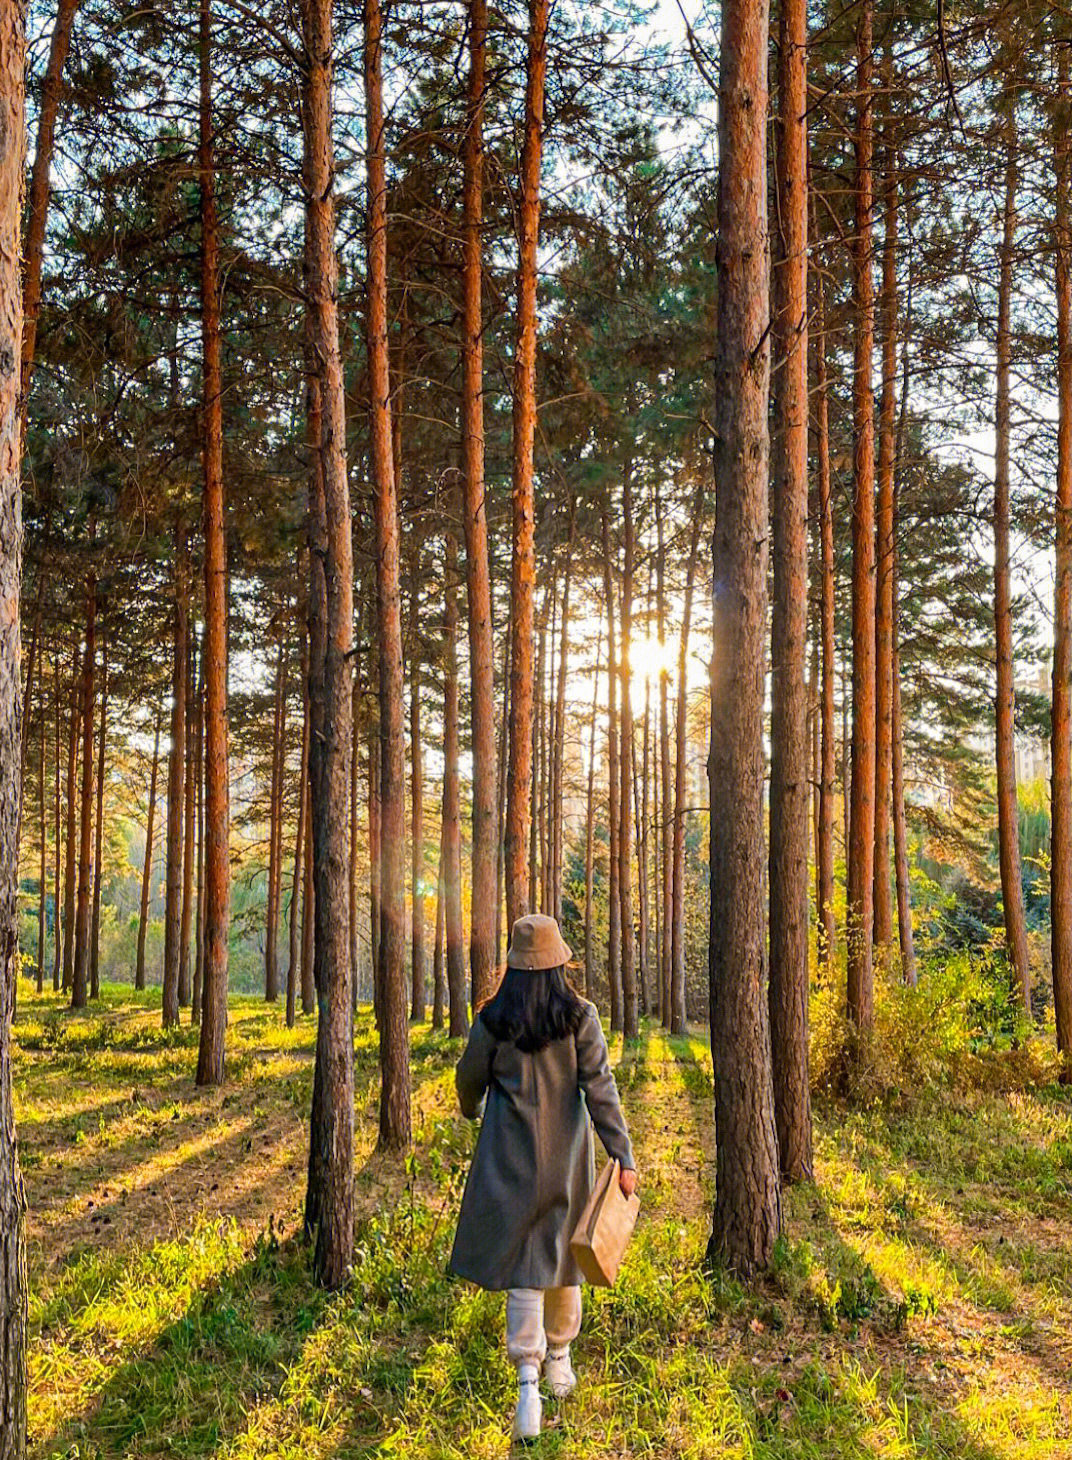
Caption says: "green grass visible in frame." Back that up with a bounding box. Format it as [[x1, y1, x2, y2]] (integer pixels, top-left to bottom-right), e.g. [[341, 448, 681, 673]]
[[14, 982, 1072, 1458]]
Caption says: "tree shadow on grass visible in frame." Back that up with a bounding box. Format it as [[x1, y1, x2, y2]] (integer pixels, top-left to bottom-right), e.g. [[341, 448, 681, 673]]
[[34, 1232, 326, 1460]]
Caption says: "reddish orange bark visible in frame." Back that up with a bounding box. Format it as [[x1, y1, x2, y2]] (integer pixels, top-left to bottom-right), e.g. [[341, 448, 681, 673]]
[[504, 0, 549, 932]]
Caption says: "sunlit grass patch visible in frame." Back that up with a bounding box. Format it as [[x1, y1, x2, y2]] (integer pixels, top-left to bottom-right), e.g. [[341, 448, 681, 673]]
[[17, 990, 1072, 1458]]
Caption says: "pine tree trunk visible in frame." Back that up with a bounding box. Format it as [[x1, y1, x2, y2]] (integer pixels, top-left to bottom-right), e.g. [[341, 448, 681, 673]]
[[814, 262, 837, 975], [301, 773, 315, 1013], [365, 0, 411, 1150], [994, 101, 1031, 1009], [504, 0, 549, 932], [300, 0, 356, 1284], [192, 673, 205, 1023], [461, 0, 496, 1006], [551, 532, 572, 926], [1054, 43, 1072, 1064], [350, 665, 361, 1008], [656, 492, 672, 1025], [845, 0, 877, 1034], [583, 622, 602, 999], [0, 0, 28, 1427], [768, 0, 812, 1182], [530, 577, 551, 911], [601, 512, 622, 1030], [432, 822, 446, 1030], [618, 469, 638, 1038], [368, 718, 380, 1009], [16, 583, 43, 868], [410, 589, 425, 1021], [671, 498, 703, 1036], [495, 621, 511, 967], [706, 0, 782, 1277], [136, 716, 161, 992], [178, 628, 197, 1007], [36, 682, 45, 993], [443, 529, 468, 1037], [61, 641, 78, 992], [873, 98, 898, 956], [90, 622, 108, 999], [637, 673, 651, 1015], [19, 0, 79, 431], [196, 0, 231, 1085], [162, 530, 187, 1026], [72, 575, 95, 1010], [890, 488, 916, 988], [286, 637, 308, 1030], [265, 625, 287, 1002], [52, 672, 61, 990]]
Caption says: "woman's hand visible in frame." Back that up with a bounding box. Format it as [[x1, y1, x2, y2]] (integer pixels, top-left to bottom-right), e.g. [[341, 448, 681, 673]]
[[619, 1166, 638, 1198]]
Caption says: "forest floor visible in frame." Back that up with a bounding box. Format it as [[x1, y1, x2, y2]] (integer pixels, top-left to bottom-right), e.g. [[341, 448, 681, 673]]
[[14, 983, 1072, 1459]]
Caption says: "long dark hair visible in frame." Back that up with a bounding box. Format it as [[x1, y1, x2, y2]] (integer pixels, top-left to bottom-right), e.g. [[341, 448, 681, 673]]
[[479, 965, 586, 1053]]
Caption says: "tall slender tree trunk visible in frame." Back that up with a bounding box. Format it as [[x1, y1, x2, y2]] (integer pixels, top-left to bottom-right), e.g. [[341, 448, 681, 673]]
[[891, 484, 916, 988], [265, 625, 287, 1002], [551, 529, 573, 925], [0, 2, 28, 1432], [994, 100, 1031, 1010], [192, 673, 205, 1023], [706, 0, 782, 1276], [768, 0, 812, 1182], [350, 663, 361, 1008], [410, 590, 425, 1021], [286, 640, 308, 1030], [583, 621, 602, 999], [495, 621, 511, 966], [1054, 42, 1072, 1064], [178, 628, 197, 1007], [504, 0, 549, 932], [162, 529, 187, 1027], [814, 259, 837, 976], [36, 684, 45, 993], [461, 0, 496, 1006], [61, 641, 78, 992], [432, 822, 446, 1030], [90, 621, 108, 999], [365, 0, 410, 1150], [136, 717, 161, 992], [300, 0, 356, 1284], [72, 575, 95, 1010], [368, 719, 380, 1008], [656, 491, 671, 1025], [618, 470, 638, 1038], [196, 0, 231, 1085], [601, 512, 622, 1030], [637, 672, 651, 1014], [873, 93, 898, 956], [301, 774, 315, 1012], [530, 577, 552, 910], [52, 662, 61, 990], [671, 498, 703, 1037], [845, 0, 877, 1034], [443, 529, 468, 1036], [19, 0, 79, 431]]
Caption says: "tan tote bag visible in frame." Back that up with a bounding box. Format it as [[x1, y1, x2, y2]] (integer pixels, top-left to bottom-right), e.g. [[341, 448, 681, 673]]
[[569, 1158, 640, 1287]]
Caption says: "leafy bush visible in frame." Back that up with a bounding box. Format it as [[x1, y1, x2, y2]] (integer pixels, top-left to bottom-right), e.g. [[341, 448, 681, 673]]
[[810, 952, 1038, 1102]]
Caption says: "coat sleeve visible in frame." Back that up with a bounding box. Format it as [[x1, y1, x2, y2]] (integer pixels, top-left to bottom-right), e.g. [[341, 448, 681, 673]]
[[455, 1016, 496, 1120], [576, 1005, 636, 1169]]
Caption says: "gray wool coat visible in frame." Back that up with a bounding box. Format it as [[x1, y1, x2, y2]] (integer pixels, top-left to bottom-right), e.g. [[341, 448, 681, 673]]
[[448, 1000, 635, 1292]]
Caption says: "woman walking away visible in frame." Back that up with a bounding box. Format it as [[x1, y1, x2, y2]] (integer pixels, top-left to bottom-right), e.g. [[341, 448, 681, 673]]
[[450, 913, 638, 1441]]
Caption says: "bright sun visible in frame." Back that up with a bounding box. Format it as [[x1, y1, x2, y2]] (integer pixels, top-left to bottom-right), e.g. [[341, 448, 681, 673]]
[[629, 635, 678, 690]]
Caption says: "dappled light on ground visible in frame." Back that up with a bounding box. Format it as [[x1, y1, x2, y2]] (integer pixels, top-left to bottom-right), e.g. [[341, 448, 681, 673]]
[[16, 986, 1072, 1458]]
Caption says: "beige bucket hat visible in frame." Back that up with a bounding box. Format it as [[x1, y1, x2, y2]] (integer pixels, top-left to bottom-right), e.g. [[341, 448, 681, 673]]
[[505, 913, 573, 971]]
